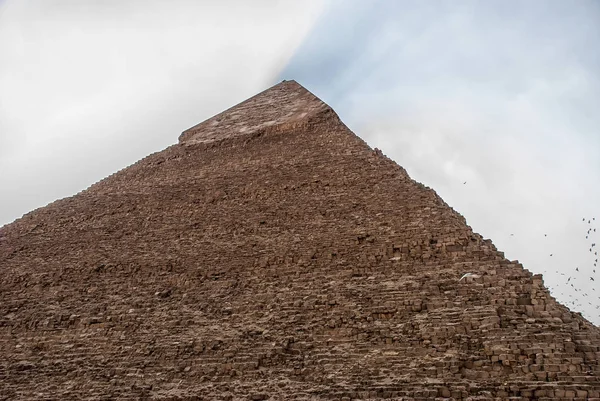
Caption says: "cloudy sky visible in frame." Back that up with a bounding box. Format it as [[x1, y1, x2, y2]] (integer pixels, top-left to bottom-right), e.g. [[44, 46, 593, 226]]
[[1, 0, 599, 323]]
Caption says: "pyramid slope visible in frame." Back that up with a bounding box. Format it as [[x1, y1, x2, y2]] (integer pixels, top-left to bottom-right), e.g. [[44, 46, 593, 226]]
[[1, 81, 599, 400]]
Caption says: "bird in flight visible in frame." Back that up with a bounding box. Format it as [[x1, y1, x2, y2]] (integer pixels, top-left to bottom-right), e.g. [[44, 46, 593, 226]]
[[458, 273, 479, 281], [576, 267, 579, 271]]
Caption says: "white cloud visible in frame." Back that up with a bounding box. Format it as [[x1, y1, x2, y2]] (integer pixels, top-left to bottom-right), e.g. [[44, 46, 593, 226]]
[[0, 0, 325, 225]]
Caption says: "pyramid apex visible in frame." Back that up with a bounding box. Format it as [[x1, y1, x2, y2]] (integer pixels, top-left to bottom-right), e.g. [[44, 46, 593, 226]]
[[179, 80, 332, 145]]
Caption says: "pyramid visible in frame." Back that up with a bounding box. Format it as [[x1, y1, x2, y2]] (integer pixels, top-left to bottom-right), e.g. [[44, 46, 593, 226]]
[[1, 80, 599, 400]]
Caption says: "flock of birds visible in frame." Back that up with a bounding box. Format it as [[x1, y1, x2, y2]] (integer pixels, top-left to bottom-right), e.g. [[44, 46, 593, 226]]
[[543, 217, 599, 323], [458, 181, 597, 323], [462, 215, 600, 324]]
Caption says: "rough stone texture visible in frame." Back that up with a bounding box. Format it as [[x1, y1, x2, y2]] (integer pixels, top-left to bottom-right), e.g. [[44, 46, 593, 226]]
[[0, 80, 599, 400]]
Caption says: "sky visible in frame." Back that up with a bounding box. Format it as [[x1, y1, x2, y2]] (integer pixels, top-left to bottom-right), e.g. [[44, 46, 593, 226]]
[[1, 1, 599, 323]]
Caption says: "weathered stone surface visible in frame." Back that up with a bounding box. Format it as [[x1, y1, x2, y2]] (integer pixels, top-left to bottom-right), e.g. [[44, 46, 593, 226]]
[[0, 80, 599, 400], [179, 80, 328, 145]]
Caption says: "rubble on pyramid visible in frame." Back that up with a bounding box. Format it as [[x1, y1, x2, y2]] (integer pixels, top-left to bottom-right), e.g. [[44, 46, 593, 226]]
[[0, 80, 599, 400]]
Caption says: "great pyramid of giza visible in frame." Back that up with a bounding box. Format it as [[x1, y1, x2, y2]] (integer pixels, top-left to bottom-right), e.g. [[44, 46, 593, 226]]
[[1, 80, 599, 400]]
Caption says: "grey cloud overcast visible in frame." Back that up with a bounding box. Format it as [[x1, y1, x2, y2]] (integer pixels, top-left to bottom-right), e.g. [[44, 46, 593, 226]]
[[1, 0, 600, 323]]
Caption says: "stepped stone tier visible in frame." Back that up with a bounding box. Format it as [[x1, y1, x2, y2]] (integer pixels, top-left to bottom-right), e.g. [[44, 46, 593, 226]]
[[0, 80, 599, 401]]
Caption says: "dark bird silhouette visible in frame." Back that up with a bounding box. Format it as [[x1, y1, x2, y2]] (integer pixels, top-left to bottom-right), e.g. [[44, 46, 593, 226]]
[[576, 267, 579, 271], [545, 234, 547, 237], [591, 277, 595, 281], [510, 233, 514, 236], [550, 254, 553, 256], [463, 181, 466, 185]]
